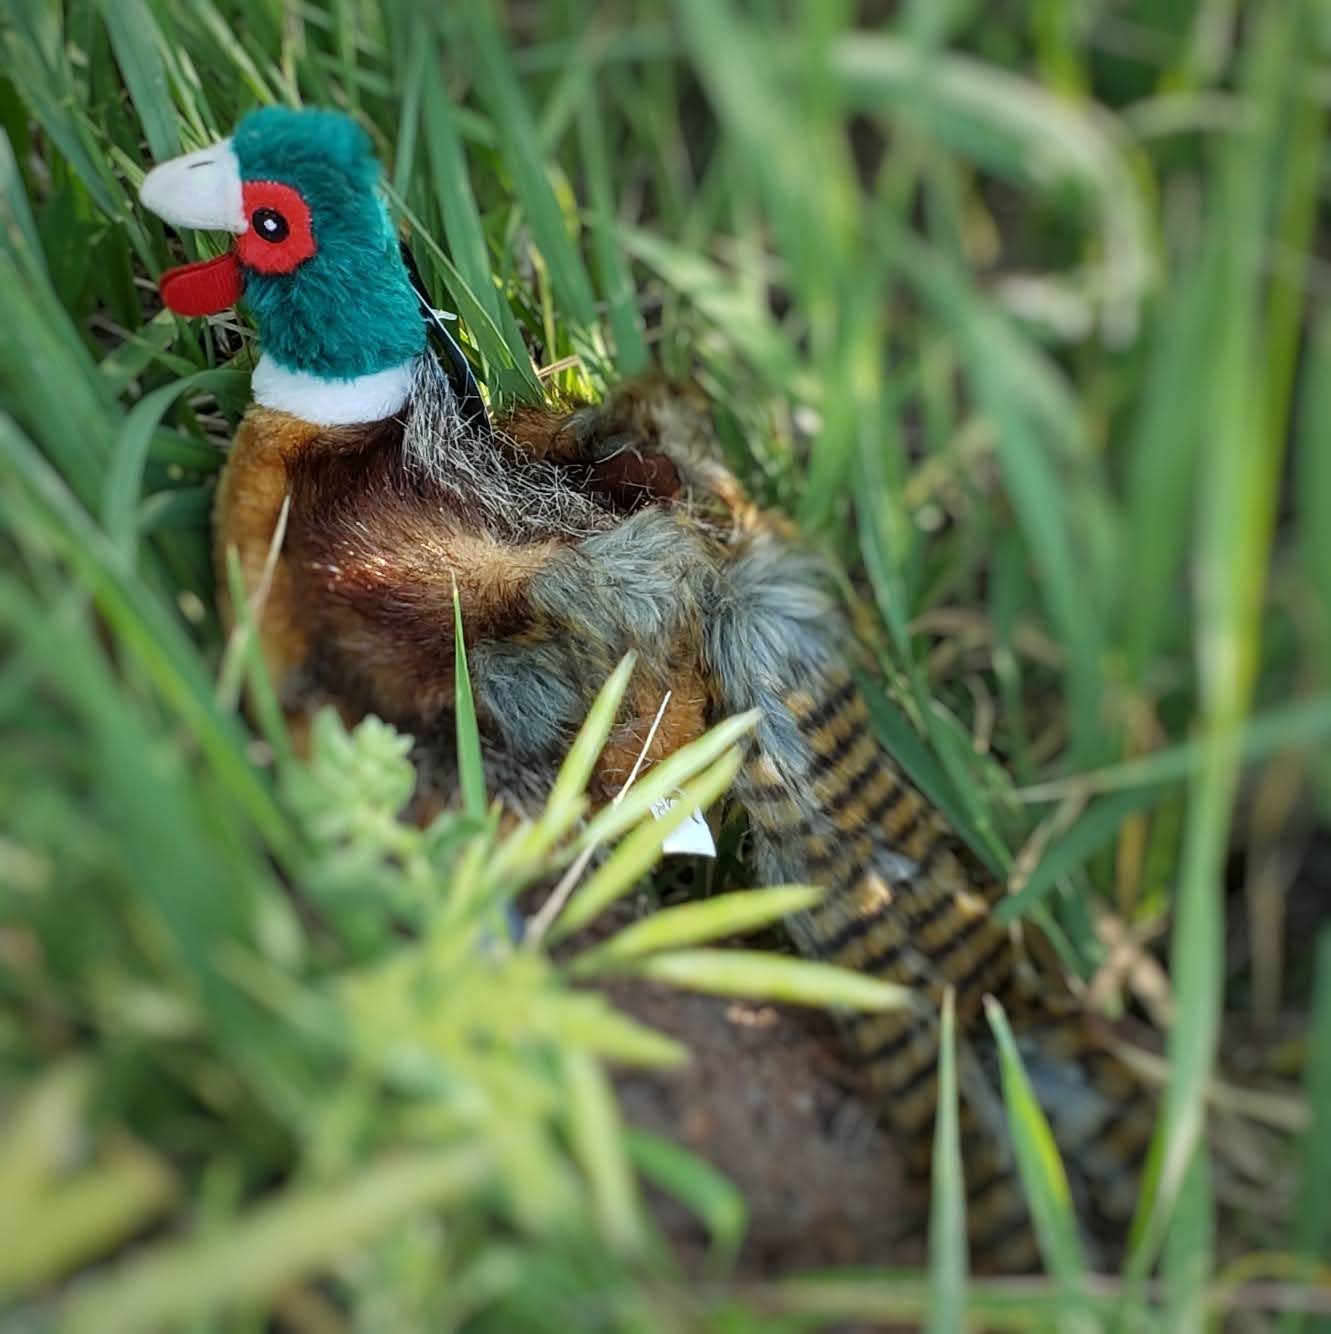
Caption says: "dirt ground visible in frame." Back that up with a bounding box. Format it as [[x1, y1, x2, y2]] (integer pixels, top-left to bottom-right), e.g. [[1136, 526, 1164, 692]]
[[568, 819, 1329, 1281], [606, 979, 925, 1275]]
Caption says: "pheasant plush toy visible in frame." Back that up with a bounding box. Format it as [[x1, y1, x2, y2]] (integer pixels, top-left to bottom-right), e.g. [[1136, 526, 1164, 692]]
[[141, 106, 1154, 1270]]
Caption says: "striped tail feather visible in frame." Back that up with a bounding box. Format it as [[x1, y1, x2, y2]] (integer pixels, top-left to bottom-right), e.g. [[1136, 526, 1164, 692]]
[[727, 655, 1153, 1268]]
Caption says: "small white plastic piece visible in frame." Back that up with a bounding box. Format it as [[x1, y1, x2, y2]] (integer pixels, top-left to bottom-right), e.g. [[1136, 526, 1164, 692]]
[[251, 353, 417, 426], [140, 140, 247, 234], [651, 797, 717, 858]]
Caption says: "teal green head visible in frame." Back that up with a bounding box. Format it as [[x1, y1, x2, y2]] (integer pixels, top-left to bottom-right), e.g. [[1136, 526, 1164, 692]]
[[140, 107, 424, 382]]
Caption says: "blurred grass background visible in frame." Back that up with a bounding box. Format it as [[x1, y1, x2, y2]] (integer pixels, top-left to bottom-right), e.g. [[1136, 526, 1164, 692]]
[[1, 0, 1330, 1329]]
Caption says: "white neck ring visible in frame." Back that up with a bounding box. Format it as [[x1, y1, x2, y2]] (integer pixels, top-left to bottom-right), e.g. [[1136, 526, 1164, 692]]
[[251, 353, 416, 426]]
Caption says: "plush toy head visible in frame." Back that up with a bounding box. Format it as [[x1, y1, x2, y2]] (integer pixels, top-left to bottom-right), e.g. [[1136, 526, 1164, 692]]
[[140, 107, 424, 384]]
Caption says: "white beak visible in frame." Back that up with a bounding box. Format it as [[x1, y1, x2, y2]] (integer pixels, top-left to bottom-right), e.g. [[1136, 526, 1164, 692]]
[[139, 139, 247, 234]]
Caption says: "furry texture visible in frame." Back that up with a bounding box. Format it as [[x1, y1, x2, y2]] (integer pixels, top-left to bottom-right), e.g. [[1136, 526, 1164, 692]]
[[232, 108, 424, 378], [529, 508, 711, 651], [402, 356, 613, 540], [220, 375, 711, 813]]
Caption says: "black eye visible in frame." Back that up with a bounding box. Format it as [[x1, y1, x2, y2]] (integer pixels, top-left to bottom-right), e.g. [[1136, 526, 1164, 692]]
[[251, 207, 289, 243]]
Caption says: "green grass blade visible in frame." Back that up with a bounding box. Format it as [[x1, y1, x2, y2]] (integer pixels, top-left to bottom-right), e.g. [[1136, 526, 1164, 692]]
[[551, 746, 744, 941], [541, 652, 636, 824], [877, 223, 1110, 767], [102, 369, 238, 562], [1162, 1146, 1213, 1334], [220, 545, 294, 774], [417, 46, 506, 334], [997, 789, 1161, 924], [623, 949, 912, 1012], [1119, 254, 1213, 683], [58, 1149, 492, 1334], [572, 886, 821, 972], [832, 32, 1152, 342], [529, 991, 687, 1069], [625, 1129, 747, 1271], [1, 4, 126, 221], [0, 416, 293, 854], [387, 184, 539, 396], [560, 1049, 646, 1255], [179, 0, 277, 104], [1131, 0, 1302, 1274], [573, 709, 759, 851], [1282, 930, 1331, 1334], [97, 0, 179, 162], [1016, 696, 1331, 804], [926, 987, 966, 1334], [617, 224, 800, 388], [452, 582, 486, 820], [0, 126, 45, 269], [0, 1142, 176, 1297], [984, 997, 1092, 1329], [457, 1, 598, 334], [577, 88, 648, 376], [1297, 314, 1331, 806], [859, 678, 1011, 876]]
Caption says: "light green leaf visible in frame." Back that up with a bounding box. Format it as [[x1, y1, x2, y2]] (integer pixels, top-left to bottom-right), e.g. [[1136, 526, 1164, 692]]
[[453, 583, 486, 820], [552, 746, 744, 941], [573, 885, 820, 972], [574, 709, 759, 852], [984, 997, 1093, 1331], [926, 988, 966, 1334], [626, 1129, 747, 1269], [98, 0, 179, 162], [561, 1050, 646, 1254], [58, 1150, 491, 1334], [541, 653, 636, 825], [625, 949, 913, 1012], [1284, 930, 1331, 1334]]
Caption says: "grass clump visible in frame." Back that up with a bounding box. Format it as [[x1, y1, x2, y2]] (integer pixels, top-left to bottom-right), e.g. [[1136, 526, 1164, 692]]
[[1, 0, 1330, 1329]]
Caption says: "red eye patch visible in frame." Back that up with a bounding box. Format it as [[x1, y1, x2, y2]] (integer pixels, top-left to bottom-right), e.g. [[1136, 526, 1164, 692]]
[[237, 180, 316, 274]]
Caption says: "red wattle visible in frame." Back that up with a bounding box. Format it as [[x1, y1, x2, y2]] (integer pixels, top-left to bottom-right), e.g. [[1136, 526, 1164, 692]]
[[159, 250, 243, 317]]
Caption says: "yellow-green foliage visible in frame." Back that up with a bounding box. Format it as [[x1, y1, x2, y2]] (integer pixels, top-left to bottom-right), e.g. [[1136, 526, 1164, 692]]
[[1, 1, 1329, 1329]]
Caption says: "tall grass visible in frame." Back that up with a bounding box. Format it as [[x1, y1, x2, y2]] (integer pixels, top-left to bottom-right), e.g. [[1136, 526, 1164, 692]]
[[1, 0, 1328, 1329]]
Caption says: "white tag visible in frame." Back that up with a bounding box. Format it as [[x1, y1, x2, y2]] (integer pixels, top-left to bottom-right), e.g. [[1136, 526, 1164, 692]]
[[650, 798, 717, 858]]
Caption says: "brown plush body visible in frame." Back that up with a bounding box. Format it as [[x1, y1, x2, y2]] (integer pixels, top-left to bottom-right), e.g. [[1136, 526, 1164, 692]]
[[217, 385, 725, 807]]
